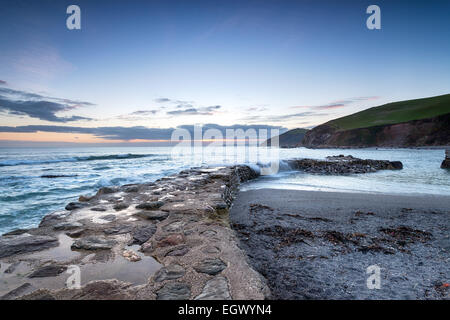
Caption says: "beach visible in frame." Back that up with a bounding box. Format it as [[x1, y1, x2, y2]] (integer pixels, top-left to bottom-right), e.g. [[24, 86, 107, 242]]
[[0, 154, 448, 300], [230, 189, 450, 299]]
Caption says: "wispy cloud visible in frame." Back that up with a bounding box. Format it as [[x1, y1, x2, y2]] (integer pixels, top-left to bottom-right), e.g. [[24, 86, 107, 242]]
[[0, 123, 286, 141], [154, 97, 194, 108], [290, 96, 379, 110], [0, 80, 7, 85], [0, 87, 94, 123], [167, 105, 222, 116], [241, 111, 325, 124]]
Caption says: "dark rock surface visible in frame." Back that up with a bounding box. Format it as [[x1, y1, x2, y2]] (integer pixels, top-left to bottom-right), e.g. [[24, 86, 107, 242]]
[[441, 150, 450, 169], [156, 282, 191, 300], [71, 236, 117, 250], [194, 258, 227, 275], [195, 276, 231, 300], [129, 225, 157, 245], [65, 202, 88, 211], [153, 264, 185, 282], [136, 201, 165, 210], [287, 157, 403, 175], [0, 283, 34, 300], [135, 210, 169, 221], [53, 222, 83, 231], [0, 234, 58, 258], [28, 265, 67, 278]]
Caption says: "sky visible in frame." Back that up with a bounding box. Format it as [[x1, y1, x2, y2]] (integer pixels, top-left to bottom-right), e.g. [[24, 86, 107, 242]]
[[0, 0, 449, 145]]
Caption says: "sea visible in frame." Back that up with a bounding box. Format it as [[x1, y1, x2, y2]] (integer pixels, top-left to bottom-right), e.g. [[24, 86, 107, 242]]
[[0, 146, 449, 235]]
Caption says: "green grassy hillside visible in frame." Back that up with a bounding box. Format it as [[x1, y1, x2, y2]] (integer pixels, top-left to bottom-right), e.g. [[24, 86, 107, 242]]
[[327, 94, 450, 131]]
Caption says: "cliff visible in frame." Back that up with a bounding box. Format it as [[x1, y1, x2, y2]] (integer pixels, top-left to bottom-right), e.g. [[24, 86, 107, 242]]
[[302, 94, 450, 148]]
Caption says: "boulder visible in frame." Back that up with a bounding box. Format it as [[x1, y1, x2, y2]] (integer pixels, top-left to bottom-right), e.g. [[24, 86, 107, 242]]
[[0, 234, 58, 258], [129, 225, 157, 245], [441, 150, 450, 169]]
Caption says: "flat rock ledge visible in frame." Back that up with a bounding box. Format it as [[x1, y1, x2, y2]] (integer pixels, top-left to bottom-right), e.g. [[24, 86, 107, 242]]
[[0, 156, 403, 300], [0, 165, 267, 300]]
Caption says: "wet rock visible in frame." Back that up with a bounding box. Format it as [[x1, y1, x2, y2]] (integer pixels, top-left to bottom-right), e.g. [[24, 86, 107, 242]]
[[388, 161, 403, 170], [0, 283, 34, 300], [91, 207, 107, 212], [156, 234, 185, 247], [4, 261, 20, 274], [153, 264, 185, 282], [135, 210, 169, 221], [195, 276, 231, 300], [28, 265, 67, 278], [165, 245, 189, 256], [99, 214, 116, 222], [96, 187, 118, 195], [124, 186, 139, 193], [2, 229, 29, 236], [0, 234, 59, 258], [66, 229, 84, 238], [287, 157, 403, 175], [79, 195, 93, 202], [136, 201, 165, 210], [65, 202, 88, 211], [53, 221, 83, 231], [104, 224, 134, 235], [441, 150, 450, 169], [129, 225, 157, 245], [71, 236, 117, 250], [194, 258, 226, 275], [39, 212, 67, 227], [156, 282, 191, 300], [113, 203, 129, 211]]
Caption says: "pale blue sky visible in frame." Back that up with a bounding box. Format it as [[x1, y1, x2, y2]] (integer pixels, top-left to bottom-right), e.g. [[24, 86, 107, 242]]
[[0, 0, 449, 143]]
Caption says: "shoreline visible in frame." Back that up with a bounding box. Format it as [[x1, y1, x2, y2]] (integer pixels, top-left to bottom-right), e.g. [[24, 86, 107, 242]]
[[0, 156, 419, 300], [230, 189, 450, 299]]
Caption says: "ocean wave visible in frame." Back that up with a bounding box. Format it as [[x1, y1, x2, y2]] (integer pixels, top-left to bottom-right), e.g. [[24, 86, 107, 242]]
[[0, 153, 156, 167]]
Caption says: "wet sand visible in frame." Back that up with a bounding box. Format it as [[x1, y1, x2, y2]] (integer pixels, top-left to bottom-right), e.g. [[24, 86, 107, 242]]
[[230, 189, 450, 300]]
